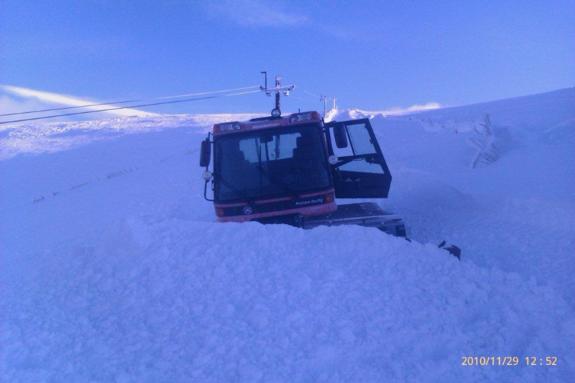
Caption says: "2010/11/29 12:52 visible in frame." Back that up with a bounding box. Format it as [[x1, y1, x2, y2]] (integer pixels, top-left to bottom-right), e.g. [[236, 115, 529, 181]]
[[461, 356, 559, 367]]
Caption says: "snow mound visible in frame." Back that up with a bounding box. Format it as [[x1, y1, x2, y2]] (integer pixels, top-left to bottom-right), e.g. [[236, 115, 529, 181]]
[[2, 219, 573, 382]]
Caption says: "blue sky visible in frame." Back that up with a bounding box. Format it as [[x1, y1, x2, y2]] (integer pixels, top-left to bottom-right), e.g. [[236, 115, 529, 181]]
[[1, 0, 574, 114]]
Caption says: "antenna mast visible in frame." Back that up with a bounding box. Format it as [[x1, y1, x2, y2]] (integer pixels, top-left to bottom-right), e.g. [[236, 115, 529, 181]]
[[260, 71, 295, 117], [320, 95, 337, 118]]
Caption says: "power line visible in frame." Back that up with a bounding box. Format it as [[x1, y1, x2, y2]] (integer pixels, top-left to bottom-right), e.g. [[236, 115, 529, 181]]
[[0, 97, 140, 117], [0, 85, 260, 118], [0, 89, 260, 126]]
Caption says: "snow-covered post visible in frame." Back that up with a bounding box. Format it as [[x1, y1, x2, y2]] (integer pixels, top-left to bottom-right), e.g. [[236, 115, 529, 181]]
[[323, 97, 338, 122], [469, 114, 498, 168]]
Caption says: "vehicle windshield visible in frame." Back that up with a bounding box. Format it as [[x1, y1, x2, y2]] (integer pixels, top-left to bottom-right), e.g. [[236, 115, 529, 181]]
[[214, 125, 331, 202]]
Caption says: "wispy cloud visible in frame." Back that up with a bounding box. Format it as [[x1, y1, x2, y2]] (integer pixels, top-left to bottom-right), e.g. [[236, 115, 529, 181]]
[[205, 0, 308, 28], [202, 1, 372, 41], [381, 102, 442, 116], [338, 103, 442, 120], [0, 85, 157, 118]]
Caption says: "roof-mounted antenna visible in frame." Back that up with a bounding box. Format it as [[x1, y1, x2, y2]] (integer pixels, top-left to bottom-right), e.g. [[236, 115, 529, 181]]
[[260, 71, 295, 117]]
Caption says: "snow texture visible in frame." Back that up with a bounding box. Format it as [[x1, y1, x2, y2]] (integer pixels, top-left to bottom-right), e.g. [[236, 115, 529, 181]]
[[1, 87, 574, 382]]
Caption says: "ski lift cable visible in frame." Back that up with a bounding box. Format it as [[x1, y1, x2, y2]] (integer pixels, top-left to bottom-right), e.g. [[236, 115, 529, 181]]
[[0, 85, 260, 118], [0, 89, 261, 126]]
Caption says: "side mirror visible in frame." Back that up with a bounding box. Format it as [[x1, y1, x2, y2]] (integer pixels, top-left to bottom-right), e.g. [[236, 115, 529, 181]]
[[334, 125, 348, 148], [200, 139, 211, 167]]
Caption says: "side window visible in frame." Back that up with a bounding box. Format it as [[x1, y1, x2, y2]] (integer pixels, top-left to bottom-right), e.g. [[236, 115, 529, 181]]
[[328, 130, 353, 157], [327, 119, 392, 198], [329, 121, 377, 157], [347, 122, 376, 155], [327, 119, 388, 174]]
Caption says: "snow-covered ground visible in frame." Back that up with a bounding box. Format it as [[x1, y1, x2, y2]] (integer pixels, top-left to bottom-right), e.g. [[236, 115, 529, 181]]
[[1, 88, 574, 382]]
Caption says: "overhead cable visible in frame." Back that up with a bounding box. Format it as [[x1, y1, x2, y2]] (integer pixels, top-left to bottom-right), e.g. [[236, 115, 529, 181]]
[[0, 85, 260, 118], [0, 89, 260, 125]]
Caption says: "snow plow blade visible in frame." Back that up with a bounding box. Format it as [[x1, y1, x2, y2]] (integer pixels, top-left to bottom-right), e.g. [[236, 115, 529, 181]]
[[302, 202, 461, 260], [302, 202, 407, 237]]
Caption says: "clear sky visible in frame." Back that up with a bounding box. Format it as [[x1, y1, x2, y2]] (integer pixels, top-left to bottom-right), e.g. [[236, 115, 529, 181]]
[[1, 0, 574, 114]]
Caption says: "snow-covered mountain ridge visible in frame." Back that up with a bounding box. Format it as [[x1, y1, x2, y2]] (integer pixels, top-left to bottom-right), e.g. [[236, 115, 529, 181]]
[[1, 87, 574, 381], [335, 86, 575, 127]]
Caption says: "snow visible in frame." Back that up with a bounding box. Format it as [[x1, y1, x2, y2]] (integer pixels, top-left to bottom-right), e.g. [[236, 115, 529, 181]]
[[0, 114, 261, 161], [1, 87, 574, 381]]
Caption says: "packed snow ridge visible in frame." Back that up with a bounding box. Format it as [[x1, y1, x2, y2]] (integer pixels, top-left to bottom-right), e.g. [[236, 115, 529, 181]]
[[1, 87, 574, 382]]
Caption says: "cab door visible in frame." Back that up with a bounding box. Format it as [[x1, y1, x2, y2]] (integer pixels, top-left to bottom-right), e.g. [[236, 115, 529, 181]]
[[325, 119, 392, 198]]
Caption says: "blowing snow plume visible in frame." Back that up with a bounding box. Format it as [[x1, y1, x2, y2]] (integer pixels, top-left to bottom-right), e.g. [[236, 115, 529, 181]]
[[0, 85, 158, 119]]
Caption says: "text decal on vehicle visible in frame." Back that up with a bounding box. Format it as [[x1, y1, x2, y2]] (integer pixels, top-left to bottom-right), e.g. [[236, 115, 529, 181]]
[[219, 196, 326, 217], [295, 198, 324, 206]]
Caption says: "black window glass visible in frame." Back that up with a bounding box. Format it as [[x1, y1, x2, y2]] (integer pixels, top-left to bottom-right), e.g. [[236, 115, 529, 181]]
[[215, 126, 331, 202]]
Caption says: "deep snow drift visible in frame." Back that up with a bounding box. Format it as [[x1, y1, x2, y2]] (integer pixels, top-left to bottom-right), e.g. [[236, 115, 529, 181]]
[[1, 88, 574, 382]]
